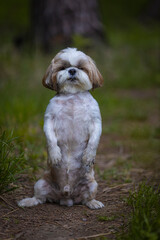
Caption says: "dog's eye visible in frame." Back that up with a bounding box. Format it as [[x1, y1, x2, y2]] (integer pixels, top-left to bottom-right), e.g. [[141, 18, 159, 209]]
[[78, 67, 84, 70], [60, 67, 65, 71]]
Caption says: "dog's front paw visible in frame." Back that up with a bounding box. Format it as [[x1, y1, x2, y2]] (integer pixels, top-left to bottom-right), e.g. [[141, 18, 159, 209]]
[[48, 146, 62, 166], [18, 197, 43, 207]]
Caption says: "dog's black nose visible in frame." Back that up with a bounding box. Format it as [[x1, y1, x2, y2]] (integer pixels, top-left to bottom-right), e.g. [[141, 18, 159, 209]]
[[69, 68, 76, 76]]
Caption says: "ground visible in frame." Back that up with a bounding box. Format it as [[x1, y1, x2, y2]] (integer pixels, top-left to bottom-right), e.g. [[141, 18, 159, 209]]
[[0, 133, 157, 240]]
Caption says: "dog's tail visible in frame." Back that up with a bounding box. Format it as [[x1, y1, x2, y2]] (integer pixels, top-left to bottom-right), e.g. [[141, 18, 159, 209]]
[[63, 185, 71, 196]]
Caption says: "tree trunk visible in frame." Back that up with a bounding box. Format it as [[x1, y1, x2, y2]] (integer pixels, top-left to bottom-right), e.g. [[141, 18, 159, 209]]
[[140, 0, 160, 23], [31, 0, 104, 49]]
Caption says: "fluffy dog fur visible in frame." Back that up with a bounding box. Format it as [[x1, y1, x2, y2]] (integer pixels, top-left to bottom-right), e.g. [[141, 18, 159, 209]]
[[18, 48, 104, 209]]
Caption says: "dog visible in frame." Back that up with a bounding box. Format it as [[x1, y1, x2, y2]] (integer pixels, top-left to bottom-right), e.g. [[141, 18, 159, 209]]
[[18, 48, 104, 209]]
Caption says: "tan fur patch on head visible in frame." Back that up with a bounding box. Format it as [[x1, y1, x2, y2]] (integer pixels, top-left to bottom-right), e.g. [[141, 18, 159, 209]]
[[42, 64, 55, 90], [87, 56, 103, 89], [42, 59, 62, 92], [77, 57, 103, 89]]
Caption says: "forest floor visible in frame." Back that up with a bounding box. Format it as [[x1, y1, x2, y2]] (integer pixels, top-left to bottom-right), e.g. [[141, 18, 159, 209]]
[[0, 133, 158, 240]]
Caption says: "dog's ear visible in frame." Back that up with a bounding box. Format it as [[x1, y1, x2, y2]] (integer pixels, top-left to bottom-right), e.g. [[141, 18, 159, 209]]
[[42, 63, 58, 91], [87, 56, 103, 89]]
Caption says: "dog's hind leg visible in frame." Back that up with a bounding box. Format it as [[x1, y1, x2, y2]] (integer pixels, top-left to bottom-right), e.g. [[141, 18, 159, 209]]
[[18, 179, 52, 207], [82, 179, 104, 209], [85, 199, 104, 209]]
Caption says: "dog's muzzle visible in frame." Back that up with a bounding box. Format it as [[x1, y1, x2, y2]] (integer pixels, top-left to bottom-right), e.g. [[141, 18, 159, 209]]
[[68, 68, 77, 81]]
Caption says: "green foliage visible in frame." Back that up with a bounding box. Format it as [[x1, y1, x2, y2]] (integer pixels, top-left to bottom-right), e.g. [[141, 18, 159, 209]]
[[72, 34, 92, 49], [0, 0, 30, 31], [0, 131, 26, 194], [97, 159, 132, 184], [120, 183, 160, 240], [99, 0, 156, 28], [98, 215, 116, 222]]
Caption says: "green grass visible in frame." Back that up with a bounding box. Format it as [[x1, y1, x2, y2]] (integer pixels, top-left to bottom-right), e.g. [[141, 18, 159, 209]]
[[97, 158, 132, 185], [119, 183, 160, 240], [0, 49, 55, 176], [98, 215, 116, 222], [0, 26, 159, 179], [0, 131, 26, 194]]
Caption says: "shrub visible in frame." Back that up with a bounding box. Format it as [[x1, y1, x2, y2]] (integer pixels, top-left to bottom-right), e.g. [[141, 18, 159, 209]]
[[120, 183, 160, 240]]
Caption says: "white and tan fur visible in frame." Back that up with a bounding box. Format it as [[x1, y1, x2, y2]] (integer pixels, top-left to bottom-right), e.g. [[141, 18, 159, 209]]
[[18, 48, 104, 209]]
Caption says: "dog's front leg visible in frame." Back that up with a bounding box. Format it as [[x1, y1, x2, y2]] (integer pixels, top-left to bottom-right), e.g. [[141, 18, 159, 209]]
[[82, 118, 102, 171], [44, 115, 62, 166]]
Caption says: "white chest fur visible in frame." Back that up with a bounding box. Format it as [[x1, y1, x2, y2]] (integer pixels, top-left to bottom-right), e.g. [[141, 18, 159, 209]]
[[44, 91, 102, 171]]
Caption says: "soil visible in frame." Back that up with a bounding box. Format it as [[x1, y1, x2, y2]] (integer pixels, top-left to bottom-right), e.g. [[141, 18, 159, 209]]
[[0, 134, 155, 240]]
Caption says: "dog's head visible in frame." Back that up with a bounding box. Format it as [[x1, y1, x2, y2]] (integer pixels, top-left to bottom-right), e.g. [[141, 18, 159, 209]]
[[42, 48, 103, 94]]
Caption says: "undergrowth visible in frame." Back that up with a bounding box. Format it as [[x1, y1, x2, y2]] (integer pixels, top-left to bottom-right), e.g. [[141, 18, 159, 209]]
[[119, 183, 160, 240], [0, 131, 26, 194]]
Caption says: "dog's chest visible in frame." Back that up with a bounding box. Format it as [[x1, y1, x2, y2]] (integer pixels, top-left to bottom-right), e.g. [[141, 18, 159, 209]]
[[52, 94, 92, 140]]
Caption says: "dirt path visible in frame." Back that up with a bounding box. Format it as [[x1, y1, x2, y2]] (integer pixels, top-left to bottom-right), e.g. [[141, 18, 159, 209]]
[[0, 135, 154, 240]]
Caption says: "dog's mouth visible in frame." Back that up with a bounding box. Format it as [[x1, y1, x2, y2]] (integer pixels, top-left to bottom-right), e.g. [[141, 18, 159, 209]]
[[67, 77, 78, 82]]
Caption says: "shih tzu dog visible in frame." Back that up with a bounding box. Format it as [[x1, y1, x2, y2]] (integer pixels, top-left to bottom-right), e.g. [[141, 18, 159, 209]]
[[18, 48, 104, 209]]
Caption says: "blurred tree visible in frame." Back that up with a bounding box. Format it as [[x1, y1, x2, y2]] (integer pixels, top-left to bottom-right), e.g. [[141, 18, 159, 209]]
[[31, 0, 104, 50]]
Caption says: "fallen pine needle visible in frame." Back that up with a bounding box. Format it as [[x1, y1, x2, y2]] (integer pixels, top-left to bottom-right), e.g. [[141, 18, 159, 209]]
[[0, 195, 15, 209], [2, 208, 19, 218], [74, 232, 115, 239], [103, 183, 132, 193]]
